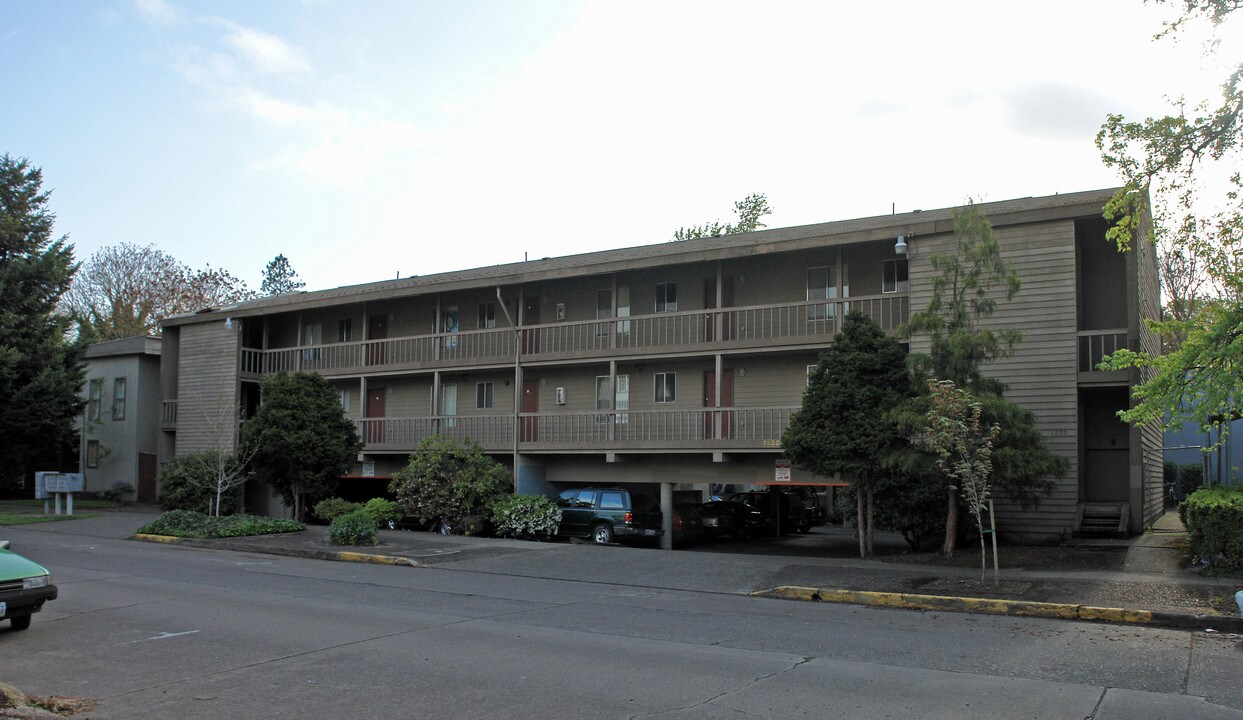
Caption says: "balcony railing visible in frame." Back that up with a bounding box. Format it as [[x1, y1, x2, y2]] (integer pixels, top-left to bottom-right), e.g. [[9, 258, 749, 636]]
[[241, 294, 909, 376], [1078, 329, 1129, 372], [355, 407, 796, 453]]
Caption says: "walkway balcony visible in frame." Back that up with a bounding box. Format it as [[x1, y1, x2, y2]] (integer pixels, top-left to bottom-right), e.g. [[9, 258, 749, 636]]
[[356, 406, 797, 454], [241, 294, 909, 378]]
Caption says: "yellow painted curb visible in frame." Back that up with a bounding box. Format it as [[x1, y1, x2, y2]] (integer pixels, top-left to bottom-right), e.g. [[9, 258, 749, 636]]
[[333, 551, 413, 566], [132, 533, 182, 543], [757, 586, 1156, 626]]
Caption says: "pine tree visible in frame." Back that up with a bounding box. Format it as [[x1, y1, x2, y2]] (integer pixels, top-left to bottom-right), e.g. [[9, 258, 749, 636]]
[[0, 154, 87, 494], [260, 254, 306, 296]]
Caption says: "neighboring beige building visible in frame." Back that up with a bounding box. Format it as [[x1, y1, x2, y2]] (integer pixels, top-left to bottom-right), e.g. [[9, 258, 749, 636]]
[[158, 189, 1161, 540], [81, 336, 162, 503]]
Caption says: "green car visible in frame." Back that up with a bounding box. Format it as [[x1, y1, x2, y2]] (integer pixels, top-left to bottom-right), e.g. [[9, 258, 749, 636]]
[[0, 540, 57, 631]]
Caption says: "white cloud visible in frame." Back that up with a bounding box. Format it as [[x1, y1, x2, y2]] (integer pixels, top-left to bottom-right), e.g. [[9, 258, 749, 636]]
[[222, 25, 308, 75], [133, 0, 177, 24]]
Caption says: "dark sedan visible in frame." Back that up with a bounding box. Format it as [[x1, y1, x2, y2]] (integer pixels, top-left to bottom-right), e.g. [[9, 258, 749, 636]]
[[698, 500, 770, 539]]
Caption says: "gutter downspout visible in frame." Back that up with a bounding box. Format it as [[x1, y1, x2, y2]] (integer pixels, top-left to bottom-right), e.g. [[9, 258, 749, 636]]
[[497, 286, 521, 492]]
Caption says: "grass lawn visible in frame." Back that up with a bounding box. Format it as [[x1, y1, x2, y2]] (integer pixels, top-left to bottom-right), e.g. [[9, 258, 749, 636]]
[[0, 499, 116, 526]]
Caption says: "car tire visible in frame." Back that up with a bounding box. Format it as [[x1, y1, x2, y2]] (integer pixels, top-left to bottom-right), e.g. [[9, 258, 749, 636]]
[[591, 524, 615, 545], [9, 615, 31, 631]]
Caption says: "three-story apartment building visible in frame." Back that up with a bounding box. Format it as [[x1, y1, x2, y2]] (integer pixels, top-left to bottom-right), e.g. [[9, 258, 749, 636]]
[[158, 188, 1161, 541]]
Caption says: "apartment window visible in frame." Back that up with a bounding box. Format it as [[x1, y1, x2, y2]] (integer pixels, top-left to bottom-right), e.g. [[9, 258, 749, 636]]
[[338, 318, 353, 343], [807, 364, 818, 387], [87, 378, 103, 421], [302, 323, 323, 360], [476, 381, 494, 409], [478, 302, 496, 329], [339, 389, 351, 413], [596, 289, 612, 336], [654, 373, 676, 403], [112, 378, 127, 421], [595, 375, 630, 423], [655, 282, 677, 312], [86, 440, 99, 468], [882, 259, 909, 293], [807, 265, 847, 320], [441, 384, 458, 428], [616, 285, 631, 335]]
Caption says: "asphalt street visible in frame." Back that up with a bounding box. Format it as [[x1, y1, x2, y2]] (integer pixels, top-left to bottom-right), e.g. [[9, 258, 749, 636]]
[[2, 513, 1241, 719]]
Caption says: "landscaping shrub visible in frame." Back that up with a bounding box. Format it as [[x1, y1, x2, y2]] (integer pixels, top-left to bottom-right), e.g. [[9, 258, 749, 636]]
[[362, 498, 404, 528], [137, 510, 303, 538], [157, 452, 242, 514], [488, 494, 561, 540], [1181, 486, 1243, 572], [328, 509, 378, 546], [313, 497, 363, 523], [389, 436, 511, 533]]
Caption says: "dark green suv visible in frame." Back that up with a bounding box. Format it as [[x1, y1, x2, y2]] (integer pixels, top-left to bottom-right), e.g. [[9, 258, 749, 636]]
[[554, 488, 663, 544]]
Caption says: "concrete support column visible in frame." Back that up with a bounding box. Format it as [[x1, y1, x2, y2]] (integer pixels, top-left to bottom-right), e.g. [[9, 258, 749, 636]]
[[661, 481, 673, 550]]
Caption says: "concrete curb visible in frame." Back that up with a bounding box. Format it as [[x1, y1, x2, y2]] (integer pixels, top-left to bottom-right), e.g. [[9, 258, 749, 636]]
[[131, 534, 416, 567], [754, 585, 1243, 633]]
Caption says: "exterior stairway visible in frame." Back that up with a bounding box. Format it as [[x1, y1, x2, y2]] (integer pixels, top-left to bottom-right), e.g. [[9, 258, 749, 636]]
[[1077, 503, 1130, 537]]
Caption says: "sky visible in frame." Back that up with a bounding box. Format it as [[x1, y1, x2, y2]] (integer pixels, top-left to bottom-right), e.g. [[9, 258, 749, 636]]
[[3, 0, 1240, 293]]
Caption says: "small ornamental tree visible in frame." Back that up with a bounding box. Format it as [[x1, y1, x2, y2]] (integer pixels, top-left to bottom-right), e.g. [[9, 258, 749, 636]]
[[782, 311, 913, 558], [923, 381, 1000, 584], [389, 435, 511, 533], [242, 372, 361, 521]]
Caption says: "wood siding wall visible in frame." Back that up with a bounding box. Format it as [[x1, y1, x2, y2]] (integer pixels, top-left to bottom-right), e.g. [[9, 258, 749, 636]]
[[1135, 222, 1165, 526], [175, 321, 241, 455], [909, 219, 1080, 540]]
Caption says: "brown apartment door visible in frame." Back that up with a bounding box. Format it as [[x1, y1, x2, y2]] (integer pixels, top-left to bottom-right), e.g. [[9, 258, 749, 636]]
[[522, 297, 540, 355], [137, 452, 158, 504], [703, 370, 734, 439], [521, 379, 539, 442], [367, 315, 387, 365], [366, 387, 385, 444]]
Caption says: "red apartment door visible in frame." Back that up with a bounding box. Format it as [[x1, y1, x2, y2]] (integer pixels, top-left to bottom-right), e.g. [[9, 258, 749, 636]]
[[366, 387, 385, 444], [521, 379, 539, 442], [367, 315, 387, 365], [702, 370, 734, 439], [522, 297, 540, 355]]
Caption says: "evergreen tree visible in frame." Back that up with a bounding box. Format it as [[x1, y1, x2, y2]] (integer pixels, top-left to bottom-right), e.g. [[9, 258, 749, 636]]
[[241, 372, 360, 520], [0, 154, 86, 494], [782, 312, 913, 558], [900, 203, 1065, 554], [260, 254, 306, 296]]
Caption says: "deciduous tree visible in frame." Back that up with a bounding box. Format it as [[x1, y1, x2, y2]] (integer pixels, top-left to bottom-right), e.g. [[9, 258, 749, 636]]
[[1097, 1, 1243, 443], [0, 154, 86, 494], [65, 242, 255, 340], [241, 372, 360, 521], [672, 193, 772, 241]]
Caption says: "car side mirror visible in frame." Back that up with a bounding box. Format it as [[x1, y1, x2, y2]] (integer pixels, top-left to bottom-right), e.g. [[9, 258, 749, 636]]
[[0, 540, 9, 550]]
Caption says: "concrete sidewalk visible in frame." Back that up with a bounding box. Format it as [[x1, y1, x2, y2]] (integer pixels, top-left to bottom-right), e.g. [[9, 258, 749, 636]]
[[112, 507, 1243, 632]]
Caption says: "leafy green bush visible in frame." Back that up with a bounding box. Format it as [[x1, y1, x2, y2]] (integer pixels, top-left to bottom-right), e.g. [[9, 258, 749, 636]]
[[1182, 486, 1243, 572], [158, 452, 242, 514], [488, 494, 561, 540], [328, 509, 378, 546], [389, 436, 511, 533], [362, 498, 404, 528], [313, 497, 363, 523], [137, 510, 304, 538]]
